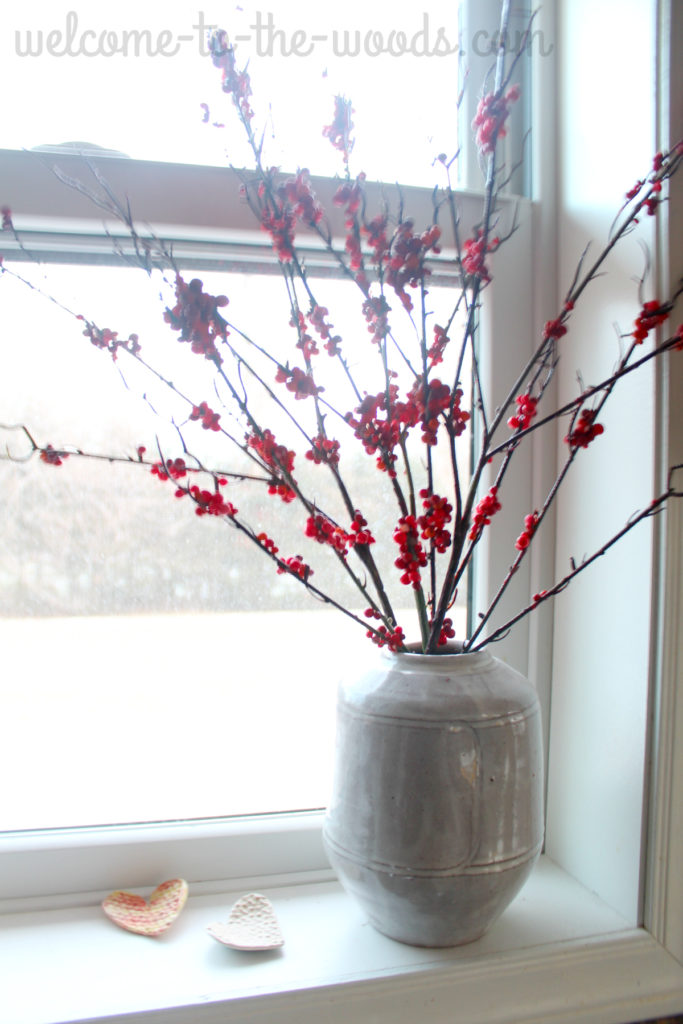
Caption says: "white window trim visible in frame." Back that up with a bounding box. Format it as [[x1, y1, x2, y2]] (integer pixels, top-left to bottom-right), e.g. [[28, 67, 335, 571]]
[[1, 0, 683, 1019]]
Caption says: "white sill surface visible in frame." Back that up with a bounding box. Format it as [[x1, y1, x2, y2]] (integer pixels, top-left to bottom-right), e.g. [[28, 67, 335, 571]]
[[0, 855, 645, 1024]]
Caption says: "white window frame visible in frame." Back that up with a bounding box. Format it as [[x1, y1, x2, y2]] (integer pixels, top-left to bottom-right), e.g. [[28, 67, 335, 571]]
[[1, 1, 683, 1020]]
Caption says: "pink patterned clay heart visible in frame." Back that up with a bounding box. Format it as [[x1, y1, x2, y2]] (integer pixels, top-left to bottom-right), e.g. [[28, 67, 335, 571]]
[[102, 878, 189, 936]]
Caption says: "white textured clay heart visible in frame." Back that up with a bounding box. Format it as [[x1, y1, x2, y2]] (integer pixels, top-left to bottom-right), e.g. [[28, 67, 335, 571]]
[[207, 892, 284, 950], [102, 878, 189, 937]]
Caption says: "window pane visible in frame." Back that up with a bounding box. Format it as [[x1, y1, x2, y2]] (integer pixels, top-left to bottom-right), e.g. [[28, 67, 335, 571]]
[[3, 0, 463, 186], [0, 261, 470, 829]]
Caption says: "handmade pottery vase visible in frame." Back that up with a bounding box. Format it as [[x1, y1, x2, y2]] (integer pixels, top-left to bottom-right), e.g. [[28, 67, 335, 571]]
[[323, 645, 544, 947]]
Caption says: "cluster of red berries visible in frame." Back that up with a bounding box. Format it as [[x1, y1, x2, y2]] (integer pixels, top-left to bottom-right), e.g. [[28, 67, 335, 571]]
[[186, 485, 237, 518], [151, 457, 187, 482], [275, 365, 323, 400], [434, 617, 456, 646], [276, 555, 312, 581], [449, 388, 471, 438], [365, 619, 406, 652], [333, 177, 363, 217], [190, 402, 221, 431], [632, 300, 669, 344], [345, 226, 365, 279], [361, 294, 391, 346], [625, 151, 672, 217], [257, 532, 279, 556], [542, 317, 568, 342], [163, 276, 228, 363], [289, 310, 318, 361], [385, 221, 441, 313], [515, 511, 540, 552], [644, 180, 662, 216], [626, 180, 644, 201], [565, 409, 604, 450], [82, 323, 117, 350], [394, 515, 428, 589], [345, 387, 402, 475], [428, 324, 450, 367], [277, 171, 323, 227], [305, 510, 375, 558], [308, 305, 342, 357], [406, 378, 450, 445], [472, 84, 520, 155], [209, 31, 253, 122], [461, 231, 499, 283], [333, 176, 367, 284], [260, 203, 297, 263], [247, 429, 296, 503], [305, 513, 352, 556], [81, 323, 141, 362], [469, 487, 501, 542], [363, 213, 391, 265], [39, 445, 69, 466], [418, 490, 453, 554], [306, 435, 340, 466], [508, 394, 538, 431], [348, 511, 374, 546], [260, 171, 328, 264]]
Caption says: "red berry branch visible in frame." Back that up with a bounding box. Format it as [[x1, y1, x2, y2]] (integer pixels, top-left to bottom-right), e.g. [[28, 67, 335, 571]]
[[1, 2, 682, 655]]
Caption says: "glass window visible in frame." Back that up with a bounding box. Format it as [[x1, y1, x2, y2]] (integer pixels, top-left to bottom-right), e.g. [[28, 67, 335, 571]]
[[3, 0, 468, 186], [0, 257, 470, 830]]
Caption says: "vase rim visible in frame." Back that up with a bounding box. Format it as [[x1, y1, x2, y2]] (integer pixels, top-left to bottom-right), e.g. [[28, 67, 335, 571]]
[[383, 641, 492, 665]]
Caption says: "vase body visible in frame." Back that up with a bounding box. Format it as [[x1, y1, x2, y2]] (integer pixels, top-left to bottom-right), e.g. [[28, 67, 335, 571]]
[[323, 646, 544, 947]]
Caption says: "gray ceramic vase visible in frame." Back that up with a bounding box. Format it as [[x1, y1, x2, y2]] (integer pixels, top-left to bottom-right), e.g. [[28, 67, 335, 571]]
[[323, 645, 544, 947]]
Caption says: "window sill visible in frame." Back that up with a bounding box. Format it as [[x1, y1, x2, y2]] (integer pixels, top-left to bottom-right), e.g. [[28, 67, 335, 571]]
[[2, 855, 682, 1024]]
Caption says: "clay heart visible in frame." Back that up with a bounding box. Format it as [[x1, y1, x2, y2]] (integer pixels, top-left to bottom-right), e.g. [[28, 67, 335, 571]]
[[207, 892, 284, 950], [102, 878, 189, 936]]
